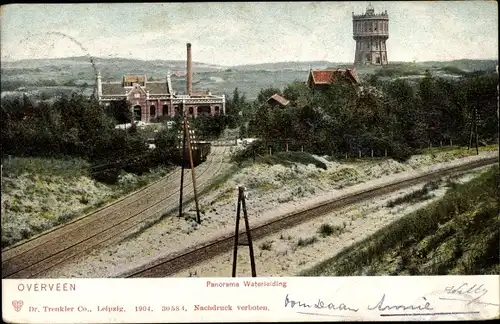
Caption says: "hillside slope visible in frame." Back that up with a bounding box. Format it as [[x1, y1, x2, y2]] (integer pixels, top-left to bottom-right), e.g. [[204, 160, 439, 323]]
[[301, 164, 499, 276]]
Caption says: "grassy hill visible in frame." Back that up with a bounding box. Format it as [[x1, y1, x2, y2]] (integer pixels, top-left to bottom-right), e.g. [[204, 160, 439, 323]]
[[1, 57, 497, 100], [300, 164, 500, 276]]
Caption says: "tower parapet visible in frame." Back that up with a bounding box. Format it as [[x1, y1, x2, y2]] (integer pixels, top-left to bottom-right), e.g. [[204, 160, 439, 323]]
[[352, 4, 389, 66]]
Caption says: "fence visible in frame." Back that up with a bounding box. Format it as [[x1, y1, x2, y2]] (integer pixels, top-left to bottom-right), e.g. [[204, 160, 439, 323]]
[[211, 138, 239, 147], [252, 138, 464, 160]]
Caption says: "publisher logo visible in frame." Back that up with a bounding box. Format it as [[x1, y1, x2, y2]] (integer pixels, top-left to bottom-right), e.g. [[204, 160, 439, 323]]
[[12, 300, 24, 312]]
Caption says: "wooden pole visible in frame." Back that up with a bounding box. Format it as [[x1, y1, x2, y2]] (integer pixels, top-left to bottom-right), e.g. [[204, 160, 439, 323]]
[[231, 188, 242, 278], [385, 148, 387, 157], [178, 121, 187, 218], [474, 107, 479, 155], [468, 110, 474, 150], [285, 142, 288, 152], [301, 145, 304, 152], [185, 118, 201, 224], [371, 148, 374, 158], [231, 187, 257, 277], [241, 187, 257, 277], [358, 149, 361, 158], [269, 146, 272, 156]]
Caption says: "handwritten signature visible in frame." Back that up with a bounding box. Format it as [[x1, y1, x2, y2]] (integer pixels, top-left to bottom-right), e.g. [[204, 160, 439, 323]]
[[367, 294, 433, 312], [284, 294, 359, 313], [441, 283, 498, 307]]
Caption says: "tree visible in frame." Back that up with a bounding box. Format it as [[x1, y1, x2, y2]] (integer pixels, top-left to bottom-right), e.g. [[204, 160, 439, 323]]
[[106, 99, 133, 124]]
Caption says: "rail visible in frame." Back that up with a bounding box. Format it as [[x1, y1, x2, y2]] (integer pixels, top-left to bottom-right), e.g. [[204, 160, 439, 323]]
[[123, 157, 497, 278], [1, 147, 230, 279]]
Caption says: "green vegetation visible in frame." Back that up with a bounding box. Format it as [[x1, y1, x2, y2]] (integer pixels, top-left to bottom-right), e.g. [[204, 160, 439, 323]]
[[1, 94, 182, 185], [259, 240, 274, 251], [242, 69, 498, 163], [1, 156, 174, 248], [297, 236, 318, 247], [318, 223, 346, 238], [231, 144, 327, 170], [2, 156, 90, 179], [386, 181, 440, 208], [301, 165, 499, 276], [372, 63, 424, 78]]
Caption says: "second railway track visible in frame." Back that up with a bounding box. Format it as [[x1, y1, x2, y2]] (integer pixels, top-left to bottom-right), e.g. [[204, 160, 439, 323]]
[[123, 156, 497, 278], [2, 146, 230, 279]]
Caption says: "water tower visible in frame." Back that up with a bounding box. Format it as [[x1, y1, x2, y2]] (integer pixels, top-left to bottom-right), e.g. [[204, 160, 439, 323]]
[[352, 4, 389, 65]]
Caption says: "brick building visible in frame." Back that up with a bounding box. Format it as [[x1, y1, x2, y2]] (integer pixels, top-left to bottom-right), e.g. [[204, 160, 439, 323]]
[[97, 43, 226, 123]]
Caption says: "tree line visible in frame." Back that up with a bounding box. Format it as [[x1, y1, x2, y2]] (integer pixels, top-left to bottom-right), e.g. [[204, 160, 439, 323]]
[[228, 70, 498, 161], [1, 94, 179, 183]]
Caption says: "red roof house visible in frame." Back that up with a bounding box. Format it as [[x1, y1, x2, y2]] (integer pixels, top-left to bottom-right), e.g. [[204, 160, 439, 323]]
[[267, 93, 290, 107], [307, 68, 359, 90]]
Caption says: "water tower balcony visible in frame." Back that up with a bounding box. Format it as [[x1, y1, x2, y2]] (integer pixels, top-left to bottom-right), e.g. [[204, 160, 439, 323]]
[[353, 31, 389, 38]]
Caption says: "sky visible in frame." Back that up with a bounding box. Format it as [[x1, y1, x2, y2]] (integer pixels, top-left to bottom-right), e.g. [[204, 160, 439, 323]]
[[1, 2, 498, 66]]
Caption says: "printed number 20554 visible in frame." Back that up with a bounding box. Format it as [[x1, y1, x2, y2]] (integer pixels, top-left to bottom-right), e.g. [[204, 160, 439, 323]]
[[162, 305, 186, 312]]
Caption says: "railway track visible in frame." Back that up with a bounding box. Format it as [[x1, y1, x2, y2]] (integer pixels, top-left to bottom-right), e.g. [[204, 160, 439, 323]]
[[123, 156, 497, 278], [1, 146, 230, 279]]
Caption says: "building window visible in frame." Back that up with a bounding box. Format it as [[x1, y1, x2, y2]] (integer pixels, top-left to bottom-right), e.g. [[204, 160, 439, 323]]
[[376, 57, 381, 64], [215, 106, 220, 115], [150, 105, 156, 117], [376, 42, 379, 50], [188, 107, 194, 115], [134, 93, 140, 98], [174, 106, 180, 116], [133, 105, 141, 121], [163, 104, 168, 116]]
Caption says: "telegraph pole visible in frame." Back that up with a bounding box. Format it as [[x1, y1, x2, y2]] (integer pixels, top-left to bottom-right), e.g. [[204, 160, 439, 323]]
[[177, 99, 201, 224], [178, 99, 186, 218]]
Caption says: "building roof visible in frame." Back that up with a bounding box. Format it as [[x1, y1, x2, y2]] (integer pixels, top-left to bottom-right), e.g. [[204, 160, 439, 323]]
[[191, 90, 211, 97], [123, 75, 146, 83], [145, 82, 170, 94], [102, 83, 126, 96], [310, 70, 335, 85], [101, 81, 171, 96], [267, 93, 290, 106], [308, 68, 359, 86]]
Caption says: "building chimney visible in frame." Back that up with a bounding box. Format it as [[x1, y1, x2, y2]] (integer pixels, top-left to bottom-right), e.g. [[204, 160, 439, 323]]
[[186, 42, 193, 96], [97, 71, 102, 99]]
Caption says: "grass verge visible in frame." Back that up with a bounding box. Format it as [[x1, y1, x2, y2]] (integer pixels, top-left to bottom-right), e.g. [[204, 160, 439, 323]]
[[300, 164, 499, 276], [386, 180, 439, 208], [1, 156, 175, 249]]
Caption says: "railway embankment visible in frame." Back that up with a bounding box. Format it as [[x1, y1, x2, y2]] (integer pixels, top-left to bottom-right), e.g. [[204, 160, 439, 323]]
[[300, 163, 499, 277], [39, 146, 497, 278], [1, 156, 175, 249]]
